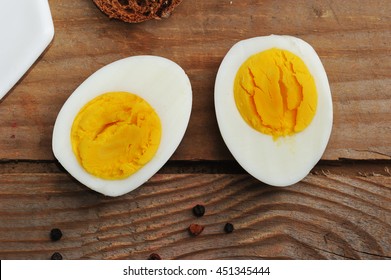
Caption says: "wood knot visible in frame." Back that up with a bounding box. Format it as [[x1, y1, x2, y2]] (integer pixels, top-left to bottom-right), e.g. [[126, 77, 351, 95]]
[[312, 6, 329, 18]]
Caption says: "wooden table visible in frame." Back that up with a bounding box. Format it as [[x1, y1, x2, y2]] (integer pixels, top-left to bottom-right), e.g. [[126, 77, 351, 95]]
[[0, 0, 390, 260]]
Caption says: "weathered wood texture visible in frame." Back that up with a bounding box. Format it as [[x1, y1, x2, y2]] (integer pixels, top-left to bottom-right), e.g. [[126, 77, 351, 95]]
[[0, 0, 390, 260], [0, 0, 390, 161], [0, 164, 390, 260]]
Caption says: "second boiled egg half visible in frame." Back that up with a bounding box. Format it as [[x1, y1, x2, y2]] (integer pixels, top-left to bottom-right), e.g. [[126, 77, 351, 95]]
[[53, 56, 192, 196], [215, 35, 333, 186]]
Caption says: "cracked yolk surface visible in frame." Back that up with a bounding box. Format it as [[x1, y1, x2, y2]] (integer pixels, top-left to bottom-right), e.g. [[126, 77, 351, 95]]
[[234, 48, 317, 139], [71, 91, 161, 180]]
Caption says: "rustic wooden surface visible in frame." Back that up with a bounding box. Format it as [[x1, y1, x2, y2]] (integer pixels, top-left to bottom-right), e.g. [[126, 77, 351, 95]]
[[0, 0, 390, 259]]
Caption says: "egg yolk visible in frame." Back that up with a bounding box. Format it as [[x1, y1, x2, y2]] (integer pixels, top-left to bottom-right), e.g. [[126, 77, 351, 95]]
[[234, 48, 317, 139], [71, 91, 161, 180]]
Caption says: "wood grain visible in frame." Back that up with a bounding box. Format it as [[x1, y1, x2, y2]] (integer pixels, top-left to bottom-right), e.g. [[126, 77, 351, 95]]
[[0, 0, 390, 161], [0, 163, 390, 260], [0, 0, 390, 261]]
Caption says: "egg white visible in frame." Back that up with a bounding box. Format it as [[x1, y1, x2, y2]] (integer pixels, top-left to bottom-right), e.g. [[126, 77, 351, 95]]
[[215, 35, 333, 186], [52, 56, 192, 196]]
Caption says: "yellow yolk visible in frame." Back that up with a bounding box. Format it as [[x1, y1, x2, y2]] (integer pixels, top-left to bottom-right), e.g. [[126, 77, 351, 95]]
[[71, 91, 161, 180], [234, 48, 317, 139]]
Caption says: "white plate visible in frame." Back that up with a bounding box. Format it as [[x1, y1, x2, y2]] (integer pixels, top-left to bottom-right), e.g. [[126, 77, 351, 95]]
[[0, 0, 54, 100]]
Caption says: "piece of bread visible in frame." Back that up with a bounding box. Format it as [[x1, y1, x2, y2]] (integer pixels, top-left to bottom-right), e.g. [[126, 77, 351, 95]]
[[93, 0, 183, 23]]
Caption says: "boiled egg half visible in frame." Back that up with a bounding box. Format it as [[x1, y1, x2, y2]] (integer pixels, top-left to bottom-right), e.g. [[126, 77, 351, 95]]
[[215, 35, 333, 186], [53, 56, 192, 196]]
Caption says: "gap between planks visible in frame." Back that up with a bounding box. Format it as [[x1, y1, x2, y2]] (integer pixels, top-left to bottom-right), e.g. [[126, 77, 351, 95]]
[[0, 159, 390, 177]]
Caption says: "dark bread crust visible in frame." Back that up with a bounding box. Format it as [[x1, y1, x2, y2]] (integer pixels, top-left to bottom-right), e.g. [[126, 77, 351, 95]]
[[93, 0, 183, 23]]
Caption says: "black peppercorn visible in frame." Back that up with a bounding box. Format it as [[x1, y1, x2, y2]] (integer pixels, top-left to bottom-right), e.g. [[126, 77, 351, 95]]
[[224, 223, 234, 233], [51, 252, 63, 260], [148, 253, 162, 260], [50, 228, 63, 241], [192, 204, 205, 217]]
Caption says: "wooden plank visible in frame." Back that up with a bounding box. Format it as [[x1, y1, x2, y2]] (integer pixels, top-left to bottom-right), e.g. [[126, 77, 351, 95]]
[[0, 0, 390, 161], [0, 165, 390, 260]]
